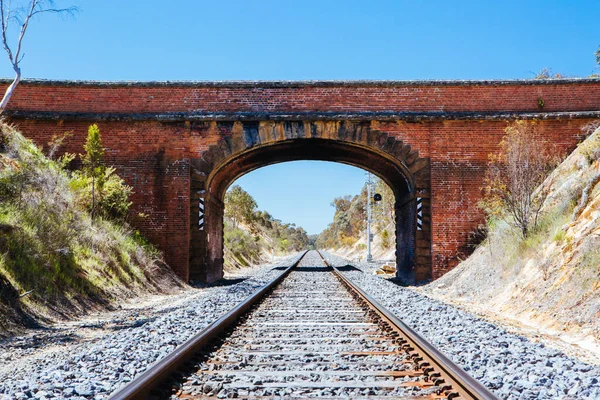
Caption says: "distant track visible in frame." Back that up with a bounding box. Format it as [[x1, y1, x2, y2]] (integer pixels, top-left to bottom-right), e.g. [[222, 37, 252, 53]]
[[109, 250, 498, 399]]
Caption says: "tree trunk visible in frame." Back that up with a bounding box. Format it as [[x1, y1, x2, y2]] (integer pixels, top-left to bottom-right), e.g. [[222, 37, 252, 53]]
[[91, 173, 95, 223], [0, 68, 20, 113]]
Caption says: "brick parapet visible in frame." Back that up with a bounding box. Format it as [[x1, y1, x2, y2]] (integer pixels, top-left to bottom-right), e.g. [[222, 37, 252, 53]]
[[3, 79, 600, 115]]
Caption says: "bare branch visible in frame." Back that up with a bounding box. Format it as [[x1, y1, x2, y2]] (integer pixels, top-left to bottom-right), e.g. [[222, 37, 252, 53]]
[[12, 0, 39, 69], [481, 121, 561, 237], [31, 5, 77, 17], [0, 0, 15, 65], [0, 0, 77, 113]]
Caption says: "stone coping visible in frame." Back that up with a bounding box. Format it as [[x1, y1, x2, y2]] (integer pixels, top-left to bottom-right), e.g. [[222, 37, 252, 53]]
[[6, 110, 600, 122], [0, 78, 599, 88]]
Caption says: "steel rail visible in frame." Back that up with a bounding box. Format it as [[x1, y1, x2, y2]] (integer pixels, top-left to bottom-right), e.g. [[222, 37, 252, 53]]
[[317, 251, 499, 400], [108, 250, 308, 400]]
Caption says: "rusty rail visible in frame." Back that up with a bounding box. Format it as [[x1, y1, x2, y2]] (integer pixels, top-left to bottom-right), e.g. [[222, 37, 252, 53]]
[[108, 251, 308, 400], [317, 250, 499, 400], [110, 249, 498, 399]]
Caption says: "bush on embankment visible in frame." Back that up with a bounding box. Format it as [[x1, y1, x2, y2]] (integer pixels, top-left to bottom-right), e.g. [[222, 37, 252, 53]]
[[316, 177, 396, 261], [425, 122, 600, 344], [0, 123, 182, 336], [223, 185, 310, 270]]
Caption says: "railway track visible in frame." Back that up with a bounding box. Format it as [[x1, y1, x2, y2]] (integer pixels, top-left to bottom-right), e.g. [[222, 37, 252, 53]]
[[109, 251, 498, 399]]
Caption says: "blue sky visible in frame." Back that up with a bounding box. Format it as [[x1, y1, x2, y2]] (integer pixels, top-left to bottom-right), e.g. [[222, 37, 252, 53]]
[[234, 162, 366, 235], [0, 1, 598, 233]]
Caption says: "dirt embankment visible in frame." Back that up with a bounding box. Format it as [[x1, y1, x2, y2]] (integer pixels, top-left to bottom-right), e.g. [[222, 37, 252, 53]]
[[423, 126, 600, 362], [324, 221, 396, 264], [0, 124, 184, 337]]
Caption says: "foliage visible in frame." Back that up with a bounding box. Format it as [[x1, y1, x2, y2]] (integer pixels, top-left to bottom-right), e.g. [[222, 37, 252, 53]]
[[577, 125, 600, 163], [380, 229, 391, 249], [480, 121, 561, 237], [74, 125, 132, 221], [80, 124, 105, 219], [71, 167, 132, 221], [316, 177, 395, 250], [534, 68, 563, 79], [223, 185, 310, 269], [224, 185, 257, 227], [223, 219, 261, 268], [0, 123, 175, 329], [316, 188, 365, 249], [373, 178, 395, 232], [552, 228, 565, 243]]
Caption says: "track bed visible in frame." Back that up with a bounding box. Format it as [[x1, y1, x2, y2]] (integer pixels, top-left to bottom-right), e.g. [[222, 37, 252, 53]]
[[111, 251, 496, 399]]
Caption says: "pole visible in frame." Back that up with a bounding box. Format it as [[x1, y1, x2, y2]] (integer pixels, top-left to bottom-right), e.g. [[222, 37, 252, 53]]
[[366, 173, 373, 262]]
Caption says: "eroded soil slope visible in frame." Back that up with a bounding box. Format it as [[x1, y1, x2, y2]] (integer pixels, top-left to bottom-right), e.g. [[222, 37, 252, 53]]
[[425, 126, 600, 358]]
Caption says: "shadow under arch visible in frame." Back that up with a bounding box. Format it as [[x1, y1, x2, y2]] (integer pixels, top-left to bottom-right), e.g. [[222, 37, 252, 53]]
[[189, 120, 431, 284]]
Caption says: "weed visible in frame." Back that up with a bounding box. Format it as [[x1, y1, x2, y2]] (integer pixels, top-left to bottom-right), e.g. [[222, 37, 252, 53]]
[[552, 228, 566, 242]]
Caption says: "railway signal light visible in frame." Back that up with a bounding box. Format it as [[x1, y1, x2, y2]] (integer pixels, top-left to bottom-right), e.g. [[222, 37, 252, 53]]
[[373, 193, 382, 202]]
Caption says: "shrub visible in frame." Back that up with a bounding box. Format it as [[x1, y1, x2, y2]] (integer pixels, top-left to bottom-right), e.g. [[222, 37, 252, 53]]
[[223, 220, 261, 268], [224, 185, 257, 228], [552, 228, 566, 242], [481, 121, 561, 237], [223, 185, 310, 265], [71, 168, 132, 221], [80, 124, 105, 220], [380, 229, 391, 249], [0, 123, 171, 317], [578, 127, 600, 164], [340, 234, 357, 247]]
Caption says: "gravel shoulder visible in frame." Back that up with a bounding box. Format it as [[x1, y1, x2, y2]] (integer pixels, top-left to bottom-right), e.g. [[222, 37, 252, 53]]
[[0, 252, 304, 400], [321, 251, 600, 400]]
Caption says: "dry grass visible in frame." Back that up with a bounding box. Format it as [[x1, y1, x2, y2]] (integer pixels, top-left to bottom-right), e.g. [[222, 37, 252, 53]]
[[426, 125, 600, 343], [0, 123, 183, 336]]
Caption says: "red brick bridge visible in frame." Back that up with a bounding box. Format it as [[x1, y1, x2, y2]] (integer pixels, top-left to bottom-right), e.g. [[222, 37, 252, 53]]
[[3, 79, 600, 283]]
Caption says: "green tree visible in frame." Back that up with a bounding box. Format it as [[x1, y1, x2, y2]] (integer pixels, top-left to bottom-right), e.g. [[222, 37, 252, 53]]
[[224, 185, 257, 227], [81, 124, 106, 221]]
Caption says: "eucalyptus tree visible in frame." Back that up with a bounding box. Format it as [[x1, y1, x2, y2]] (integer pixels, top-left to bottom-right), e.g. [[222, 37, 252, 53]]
[[0, 0, 76, 112]]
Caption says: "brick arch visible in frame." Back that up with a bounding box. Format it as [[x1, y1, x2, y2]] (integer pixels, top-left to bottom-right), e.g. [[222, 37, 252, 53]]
[[189, 120, 431, 283]]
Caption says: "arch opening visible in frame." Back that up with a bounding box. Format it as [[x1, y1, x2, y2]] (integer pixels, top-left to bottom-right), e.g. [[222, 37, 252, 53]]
[[224, 161, 399, 268], [189, 123, 431, 284]]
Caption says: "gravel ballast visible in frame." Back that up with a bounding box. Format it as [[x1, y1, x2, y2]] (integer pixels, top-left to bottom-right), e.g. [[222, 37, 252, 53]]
[[0, 253, 304, 400], [321, 251, 600, 400], [176, 251, 442, 398], [2, 250, 600, 399]]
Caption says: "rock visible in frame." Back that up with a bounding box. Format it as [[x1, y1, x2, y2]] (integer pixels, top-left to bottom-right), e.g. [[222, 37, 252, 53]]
[[381, 264, 396, 273], [73, 384, 93, 397]]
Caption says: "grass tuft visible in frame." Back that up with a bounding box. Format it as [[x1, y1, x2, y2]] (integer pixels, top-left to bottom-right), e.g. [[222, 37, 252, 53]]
[[0, 123, 182, 334]]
